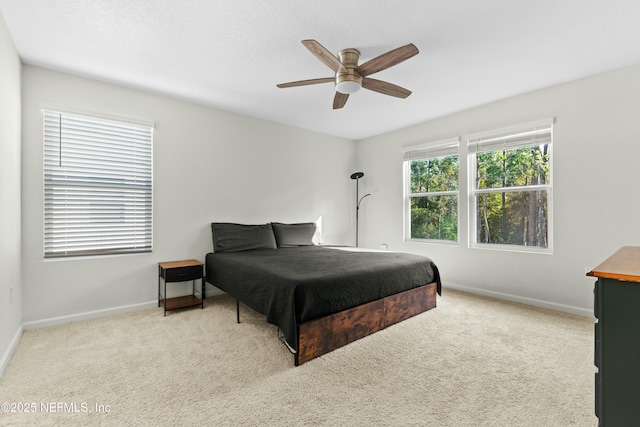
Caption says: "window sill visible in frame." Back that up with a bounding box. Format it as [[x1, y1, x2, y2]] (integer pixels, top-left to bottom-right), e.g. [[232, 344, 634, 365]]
[[469, 243, 553, 255], [405, 238, 459, 247]]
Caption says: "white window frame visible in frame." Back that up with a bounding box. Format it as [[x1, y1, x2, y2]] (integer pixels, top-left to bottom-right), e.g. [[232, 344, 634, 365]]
[[402, 137, 460, 243], [43, 107, 154, 258], [467, 118, 554, 253]]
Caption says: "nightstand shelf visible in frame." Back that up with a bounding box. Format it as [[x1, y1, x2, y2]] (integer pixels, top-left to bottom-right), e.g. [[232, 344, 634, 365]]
[[161, 294, 203, 311], [158, 259, 205, 316]]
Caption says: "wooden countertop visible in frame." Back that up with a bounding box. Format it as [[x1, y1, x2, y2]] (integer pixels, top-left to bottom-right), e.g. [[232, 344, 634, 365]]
[[587, 246, 640, 283]]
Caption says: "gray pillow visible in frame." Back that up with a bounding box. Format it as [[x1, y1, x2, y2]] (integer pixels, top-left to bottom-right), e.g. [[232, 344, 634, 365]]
[[271, 222, 317, 248], [211, 223, 277, 253]]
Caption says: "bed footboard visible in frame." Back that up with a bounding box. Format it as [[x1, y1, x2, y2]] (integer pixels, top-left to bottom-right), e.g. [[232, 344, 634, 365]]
[[295, 281, 437, 365]]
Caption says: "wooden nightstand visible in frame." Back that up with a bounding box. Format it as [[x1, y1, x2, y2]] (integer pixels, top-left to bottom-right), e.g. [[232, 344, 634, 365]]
[[158, 259, 205, 316]]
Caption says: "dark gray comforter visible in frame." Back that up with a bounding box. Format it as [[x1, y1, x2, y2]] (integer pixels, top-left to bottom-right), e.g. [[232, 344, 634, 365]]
[[205, 246, 441, 351]]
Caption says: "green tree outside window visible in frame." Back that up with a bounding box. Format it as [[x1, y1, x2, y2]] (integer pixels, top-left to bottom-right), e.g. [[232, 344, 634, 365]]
[[409, 155, 459, 241]]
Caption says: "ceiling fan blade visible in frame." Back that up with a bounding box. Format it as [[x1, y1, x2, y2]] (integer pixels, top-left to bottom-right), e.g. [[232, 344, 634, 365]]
[[277, 77, 334, 88], [302, 40, 347, 74], [333, 92, 349, 109], [356, 43, 419, 77], [362, 78, 412, 98]]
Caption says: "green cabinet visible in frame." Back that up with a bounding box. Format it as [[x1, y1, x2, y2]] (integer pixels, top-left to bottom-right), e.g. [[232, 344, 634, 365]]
[[588, 246, 640, 426]]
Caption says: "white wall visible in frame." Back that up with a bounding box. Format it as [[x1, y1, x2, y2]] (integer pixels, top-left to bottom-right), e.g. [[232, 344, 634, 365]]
[[13, 40, 640, 329], [0, 11, 22, 373], [21, 65, 356, 323], [357, 63, 640, 315]]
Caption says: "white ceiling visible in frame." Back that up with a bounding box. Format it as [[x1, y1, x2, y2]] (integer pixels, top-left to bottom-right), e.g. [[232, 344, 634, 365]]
[[2, 0, 640, 140]]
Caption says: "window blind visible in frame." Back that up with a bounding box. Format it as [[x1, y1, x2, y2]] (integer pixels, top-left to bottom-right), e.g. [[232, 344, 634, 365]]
[[468, 119, 553, 153], [402, 137, 460, 161], [43, 110, 153, 258]]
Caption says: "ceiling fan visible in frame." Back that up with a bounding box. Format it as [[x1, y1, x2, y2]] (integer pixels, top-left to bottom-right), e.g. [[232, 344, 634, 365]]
[[277, 40, 419, 109]]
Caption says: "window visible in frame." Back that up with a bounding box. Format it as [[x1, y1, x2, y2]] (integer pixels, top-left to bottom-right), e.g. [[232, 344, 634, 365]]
[[403, 138, 459, 242], [468, 119, 553, 251], [43, 109, 153, 258]]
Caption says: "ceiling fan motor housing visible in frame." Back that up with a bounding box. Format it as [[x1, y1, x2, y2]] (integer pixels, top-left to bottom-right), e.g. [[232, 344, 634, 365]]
[[335, 48, 362, 94]]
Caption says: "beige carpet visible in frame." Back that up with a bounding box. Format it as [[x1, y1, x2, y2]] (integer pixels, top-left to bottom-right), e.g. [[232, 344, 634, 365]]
[[0, 289, 596, 427]]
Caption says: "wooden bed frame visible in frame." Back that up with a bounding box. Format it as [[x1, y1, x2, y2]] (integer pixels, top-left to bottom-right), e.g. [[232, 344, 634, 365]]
[[294, 281, 438, 365]]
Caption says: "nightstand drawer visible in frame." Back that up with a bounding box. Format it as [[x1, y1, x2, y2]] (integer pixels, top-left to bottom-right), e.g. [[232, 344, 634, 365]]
[[163, 265, 203, 282]]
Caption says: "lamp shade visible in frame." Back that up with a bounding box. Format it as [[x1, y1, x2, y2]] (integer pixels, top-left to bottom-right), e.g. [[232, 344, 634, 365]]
[[336, 80, 361, 94]]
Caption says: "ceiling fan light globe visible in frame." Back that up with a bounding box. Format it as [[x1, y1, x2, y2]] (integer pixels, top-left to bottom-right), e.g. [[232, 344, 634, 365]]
[[336, 80, 361, 94]]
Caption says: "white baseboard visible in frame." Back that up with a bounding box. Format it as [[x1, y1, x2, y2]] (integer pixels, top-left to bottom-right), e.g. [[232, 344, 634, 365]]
[[22, 300, 158, 330], [443, 282, 593, 318], [0, 325, 24, 378]]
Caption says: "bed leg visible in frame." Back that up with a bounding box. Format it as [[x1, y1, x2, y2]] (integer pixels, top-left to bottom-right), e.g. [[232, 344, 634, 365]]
[[236, 299, 240, 323]]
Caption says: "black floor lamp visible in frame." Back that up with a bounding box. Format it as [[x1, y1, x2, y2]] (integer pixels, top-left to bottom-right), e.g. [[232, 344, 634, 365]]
[[350, 172, 370, 247]]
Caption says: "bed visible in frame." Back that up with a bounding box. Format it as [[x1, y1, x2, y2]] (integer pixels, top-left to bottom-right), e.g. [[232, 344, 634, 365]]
[[205, 222, 441, 365]]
